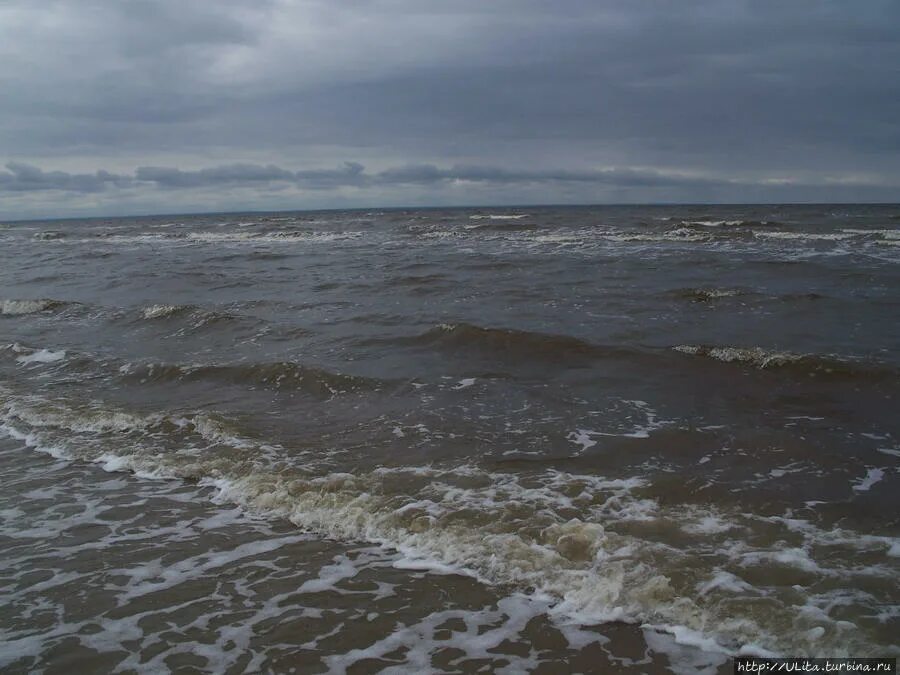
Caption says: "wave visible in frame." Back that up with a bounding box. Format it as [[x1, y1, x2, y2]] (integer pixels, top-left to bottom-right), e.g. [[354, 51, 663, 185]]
[[0, 298, 68, 316], [402, 323, 619, 362], [671, 289, 826, 303], [840, 228, 900, 239], [16, 348, 67, 365], [840, 228, 900, 247], [96, 230, 185, 240], [32, 230, 66, 240], [384, 273, 448, 287], [35, 230, 364, 246], [0, 390, 264, 453], [464, 220, 544, 232], [118, 360, 385, 396], [618, 221, 778, 246], [2, 343, 68, 366], [184, 230, 363, 244], [601, 227, 721, 243], [673, 288, 744, 302], [138, 303, 236, 327], [0, 386, 892, 658], [672, 344, 894, 378], [206, 250, 297, 262], [141, 303, 192, 320], [469, 214, 529, 220], [367, 325, 893, 381], [680, 220, 781, 229], [754, 231, 856, 241], [594, 224, 892, 248]]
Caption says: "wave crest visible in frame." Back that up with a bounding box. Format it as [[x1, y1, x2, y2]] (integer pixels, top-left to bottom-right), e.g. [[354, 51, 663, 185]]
[[138, 303, 236, 328], [119, 360, 385, 396], [1, 299, 67, 315], [412, 323, 613, 362], [141, 304, 189, 320], [680, 219, 781, 229], [672, 344, 892, 378], [674, 288, 743, 302]]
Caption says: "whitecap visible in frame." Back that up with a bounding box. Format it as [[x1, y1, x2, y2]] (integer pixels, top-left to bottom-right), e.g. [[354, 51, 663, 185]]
[[141, 304, 184, 320], [16, 349, 66, 365], [452, 377, 476, 390], [0, 299, 63, 315]]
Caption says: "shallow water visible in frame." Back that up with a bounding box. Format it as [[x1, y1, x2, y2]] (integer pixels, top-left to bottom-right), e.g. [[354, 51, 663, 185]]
[[1, 204, 898, 672]]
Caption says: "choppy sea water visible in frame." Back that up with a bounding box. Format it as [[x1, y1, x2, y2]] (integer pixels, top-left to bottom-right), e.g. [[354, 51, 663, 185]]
[[1, 204, 898, 673]]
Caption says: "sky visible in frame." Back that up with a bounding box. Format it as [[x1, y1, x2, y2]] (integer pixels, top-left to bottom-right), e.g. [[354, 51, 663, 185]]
[[1, 0, 899, 219]]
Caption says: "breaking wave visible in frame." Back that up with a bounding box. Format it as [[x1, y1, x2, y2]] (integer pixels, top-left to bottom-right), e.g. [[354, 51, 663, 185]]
[[672, 344, 893, 378], [32, 231, 66, 240], [141, 303, 193, 320], [680, 220, 781, 229], [2, 343, 68, 366], [464, 221, 544, 232], [754, 231, 856, 241], [138, 303, 236, 327], [671, 289, 827, 303], [0, 299, 68, 315]]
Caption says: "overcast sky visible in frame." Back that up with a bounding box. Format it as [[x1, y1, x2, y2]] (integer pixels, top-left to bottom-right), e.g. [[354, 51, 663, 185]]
[[2, 0, 899, 218]]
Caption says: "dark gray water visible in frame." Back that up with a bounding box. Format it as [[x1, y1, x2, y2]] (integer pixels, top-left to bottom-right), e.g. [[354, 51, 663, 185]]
[[1, 205, 898, 672]]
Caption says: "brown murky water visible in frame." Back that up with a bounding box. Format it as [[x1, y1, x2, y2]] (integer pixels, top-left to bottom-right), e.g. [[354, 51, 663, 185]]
[[1, 205, 898, 672]]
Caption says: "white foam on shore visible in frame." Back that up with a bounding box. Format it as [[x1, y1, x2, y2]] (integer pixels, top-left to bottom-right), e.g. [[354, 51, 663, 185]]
[[1, 387, 896, 658], [852, 467, 885, 492], [567, 429, 597, 453], [567, 400, 669, 453], [696, 570, 754, 596], [682, 514, 736, 535], [739, 547, 821, 574], [642, 627, 730, 675]]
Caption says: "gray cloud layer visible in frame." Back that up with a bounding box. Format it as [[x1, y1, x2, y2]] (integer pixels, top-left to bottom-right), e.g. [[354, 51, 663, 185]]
[[2, 160, 734, 192], [1, 0, 898, 217]]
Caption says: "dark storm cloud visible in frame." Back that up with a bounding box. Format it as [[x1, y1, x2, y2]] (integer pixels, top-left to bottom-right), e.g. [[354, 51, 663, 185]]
[[1, 0, 898, 216]]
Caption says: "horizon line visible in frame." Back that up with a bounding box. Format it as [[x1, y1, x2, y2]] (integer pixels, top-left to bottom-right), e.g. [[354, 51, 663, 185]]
[[5, 200, 899, 224]]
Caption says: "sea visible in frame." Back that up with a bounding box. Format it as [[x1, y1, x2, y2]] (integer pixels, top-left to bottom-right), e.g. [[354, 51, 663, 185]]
[[0, 204, 898, 673]]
